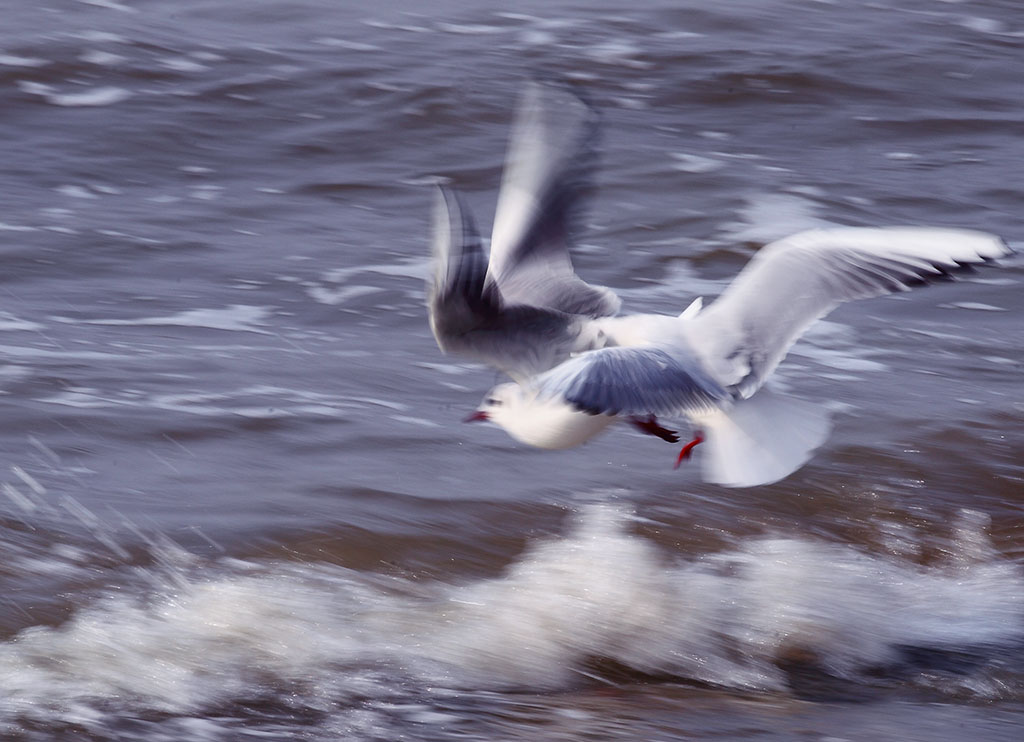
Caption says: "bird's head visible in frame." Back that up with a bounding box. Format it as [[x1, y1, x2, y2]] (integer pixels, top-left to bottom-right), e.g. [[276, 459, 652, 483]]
[[464, 382, 522, 426]]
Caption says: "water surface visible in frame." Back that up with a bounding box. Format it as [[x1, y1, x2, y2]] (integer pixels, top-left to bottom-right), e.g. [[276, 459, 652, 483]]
[[1, 1, 1022, 740]]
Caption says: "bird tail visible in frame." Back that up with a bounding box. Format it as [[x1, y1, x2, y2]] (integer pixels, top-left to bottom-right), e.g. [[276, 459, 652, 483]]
[[694, 388, 831, 488]]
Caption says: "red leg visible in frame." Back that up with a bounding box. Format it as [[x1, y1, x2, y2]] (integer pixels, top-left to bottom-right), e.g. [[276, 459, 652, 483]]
[[673, 431, 704, 469], [628, 415, 679, 443]]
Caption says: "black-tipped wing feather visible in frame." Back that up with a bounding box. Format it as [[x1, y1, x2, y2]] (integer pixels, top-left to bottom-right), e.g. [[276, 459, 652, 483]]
[[429, 185, 500, 345], [689, 227, 1012, 397], [487, 82, 620, 319], [427, 82, 629, 381], [429, 184, 586, 381], [535, 346, 730, 417]]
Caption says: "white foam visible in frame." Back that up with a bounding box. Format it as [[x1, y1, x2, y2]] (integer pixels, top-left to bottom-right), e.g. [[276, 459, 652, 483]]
[[426, 505, 1024, 690], [0, 54, 48, 67], [494, 13, 574, 29], [0, 565, 366, 725], [361, 18, 430, 33], [940, 301, 1006, 312], [79, 50, 127, 66], [519, 29, 556, 45], [584, 40, 652, 69], [37, 383, 385, 420], [413, 361, 474, 376], [77, 0, 137, 12], [158, 56, 210, 73], [671, 153, 726, 174], [322, 257, 431, 283], [960, 17, 1004, 34], [39, 390, 127, 409], [307, 284, 383, 306], [69, 30, 129, 42], [0, 343, 128, 361], [313, 37, 381, 51], [654, 30, 703, 39], [1, 505, 1020, 734], [436, 22, 506, 34], [15, 80, 52, 96], [0, 312, 43, 332], [789, 344, 889, 372], [58, 305, 273, 334], [47, 86, 133, 107], [389, 415, 441, 428], [56, 185, 99, 199]]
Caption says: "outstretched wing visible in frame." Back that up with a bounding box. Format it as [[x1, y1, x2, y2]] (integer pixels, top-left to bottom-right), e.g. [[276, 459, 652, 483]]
[[687, 227, 1011, 397], [534, 346, 730, 417], [487, 81, 620, 318]]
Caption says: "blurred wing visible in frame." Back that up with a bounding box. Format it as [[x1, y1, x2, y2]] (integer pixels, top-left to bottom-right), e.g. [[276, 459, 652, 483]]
[[534, 346, 730, 417], [487, 81, 621, 318], [688, 227, 1011, 396], [429, 185, 499, 349], [429, 185, 581, 380]]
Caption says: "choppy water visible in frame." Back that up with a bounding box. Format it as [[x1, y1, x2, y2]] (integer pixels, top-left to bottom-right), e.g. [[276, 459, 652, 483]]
[[1, 1, 1022, 740]]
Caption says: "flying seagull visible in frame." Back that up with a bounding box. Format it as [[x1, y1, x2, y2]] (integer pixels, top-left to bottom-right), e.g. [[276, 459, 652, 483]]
[[427, 81, 1011, 487]]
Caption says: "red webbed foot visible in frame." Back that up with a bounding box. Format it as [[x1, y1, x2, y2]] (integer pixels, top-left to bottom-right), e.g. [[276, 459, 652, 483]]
[[628, 415, 679, 443], [673, 431, 705, 469]]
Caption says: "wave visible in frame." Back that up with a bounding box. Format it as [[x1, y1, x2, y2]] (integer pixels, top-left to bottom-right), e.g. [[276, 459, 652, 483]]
[[2, 504, 1021, 737]]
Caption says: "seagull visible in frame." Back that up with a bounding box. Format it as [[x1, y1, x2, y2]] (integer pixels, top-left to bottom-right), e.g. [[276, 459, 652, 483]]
[[427, 81, 1012, 487]]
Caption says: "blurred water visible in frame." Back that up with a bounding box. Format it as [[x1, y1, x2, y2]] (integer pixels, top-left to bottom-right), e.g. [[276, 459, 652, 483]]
[[1, 1, 1022, 740]]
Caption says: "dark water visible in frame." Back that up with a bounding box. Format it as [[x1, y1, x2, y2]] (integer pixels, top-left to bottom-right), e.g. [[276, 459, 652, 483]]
[[1, 0, 1023, 739]]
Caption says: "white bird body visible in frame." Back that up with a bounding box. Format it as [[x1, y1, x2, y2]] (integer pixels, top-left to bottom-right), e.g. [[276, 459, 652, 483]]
[[428, 82, 1012, 487], [480, 309, 714, 450], [483, 383, 618, 450], [593, 312, 691, 349]]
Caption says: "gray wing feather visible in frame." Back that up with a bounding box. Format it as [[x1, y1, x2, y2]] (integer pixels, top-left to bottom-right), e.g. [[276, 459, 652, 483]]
[[535, 346, 730, 417], [429, 184, 584, 380], [429, 185, 499, 347], [487, 81, 620, 319], [688, 227, 1011, 397]]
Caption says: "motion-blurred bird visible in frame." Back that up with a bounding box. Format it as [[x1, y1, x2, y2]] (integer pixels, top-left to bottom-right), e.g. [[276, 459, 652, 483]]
[[427, 81, 1011, 487]]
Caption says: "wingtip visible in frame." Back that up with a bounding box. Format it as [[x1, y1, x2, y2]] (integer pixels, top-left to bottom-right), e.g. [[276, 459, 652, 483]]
[[430, 181, 484, 284], [432, 181, 471, 224], [679, 296, 704, 320], [996, 236, 1015, 259], [965, 230, 1014, 262], [521, 75, 600, 124], [429, 177, 455, 199]]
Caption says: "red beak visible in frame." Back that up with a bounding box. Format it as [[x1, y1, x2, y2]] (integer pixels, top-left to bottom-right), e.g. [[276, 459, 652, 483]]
[[464, 410, 489, 423]]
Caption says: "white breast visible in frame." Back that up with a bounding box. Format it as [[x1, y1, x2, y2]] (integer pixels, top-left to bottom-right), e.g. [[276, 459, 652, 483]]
[[498, 397, 617, 449]]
